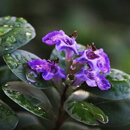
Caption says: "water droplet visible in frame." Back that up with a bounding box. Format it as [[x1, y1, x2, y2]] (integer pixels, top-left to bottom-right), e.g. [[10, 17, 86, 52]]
[[6, 55, 18, 69], [5, 48, 9, 51], [14, 29, 20, 34], [26, 32, 32, 38], [6, 36, 16, 43], [26, 69, 38, 83], [4, 25, 9, 27], [17, 17, 27, 23], [4, 16, 11, 20], [5, 84, 9, 87], [0, 25, 13, 36], [17, 92, 20, 95], [16, 24, 20, 27], [38, 107, 41, 110]]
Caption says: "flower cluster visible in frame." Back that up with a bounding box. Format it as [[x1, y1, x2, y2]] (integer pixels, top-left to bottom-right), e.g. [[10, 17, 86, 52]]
[[73, 43, 111, 90], [28, 30, 111, 90], [28, 58, 66, 82]]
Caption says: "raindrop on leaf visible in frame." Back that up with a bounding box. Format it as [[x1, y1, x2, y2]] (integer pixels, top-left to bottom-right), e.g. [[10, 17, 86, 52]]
[[0, 25, 13, 36], [38, 107, 42, 110], [26, 31, 32, 38], [4, 16, 11, 20], [16, 17, 27, 23], [25, 68, 38, 83], [6, 36, 17, 43], [5, 54, 18, 69]]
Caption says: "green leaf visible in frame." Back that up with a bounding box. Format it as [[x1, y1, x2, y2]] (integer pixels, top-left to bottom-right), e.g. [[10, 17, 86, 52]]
[[64, 91, 108, 126], [2, 81, 54, 120], [16, 112, 40, 127], [86, 95, 130, 127], [61, 121, 100, 130], [97, 99, 130, 127], [3, 50, 51, 89], [19, 124, 45, 130], [0, 16, 36, 56], [0, 65, 19, 86], [80, 69, 130, 100], [73, 44, 87, 59], [43, 87, 60, 114], [15, 112, 45, 130], [0, 65, 20, 99], [0, 100, 18, 130], [50, 44, 87, 71], [50, 46, 66, 70]]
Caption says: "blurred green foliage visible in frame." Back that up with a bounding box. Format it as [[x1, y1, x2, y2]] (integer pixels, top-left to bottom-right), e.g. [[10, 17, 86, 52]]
[[0, 0, 130, 74]]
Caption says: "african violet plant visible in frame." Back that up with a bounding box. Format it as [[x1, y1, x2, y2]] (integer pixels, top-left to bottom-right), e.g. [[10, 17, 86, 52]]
[[0, 16, 130, 130]]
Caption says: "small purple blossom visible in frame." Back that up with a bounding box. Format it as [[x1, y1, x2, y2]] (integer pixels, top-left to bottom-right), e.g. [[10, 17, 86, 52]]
[[32, 30, 111, 91], [73, 68, 111, 90], [73, 43, 111, 90], [42, 30, 79, 60], [76, 43, 110, 74], [28, 59, 66, 81]]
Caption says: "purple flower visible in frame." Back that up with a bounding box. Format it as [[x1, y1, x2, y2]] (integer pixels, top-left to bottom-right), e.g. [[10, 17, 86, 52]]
[[73, 68, 111, 90], [42, 30, 79, 60], [28, 59, 66, 81], [76, 44, 110, 74]]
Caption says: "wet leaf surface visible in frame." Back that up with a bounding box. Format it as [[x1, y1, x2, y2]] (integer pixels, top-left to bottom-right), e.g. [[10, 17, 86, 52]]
[[0, 16, 35, 56], [0, 100, 18, 130], [64, 91, 108, 126], [80, 69, 130, 100], [2, 81, 54, 120], [3, 50, 52, 89]]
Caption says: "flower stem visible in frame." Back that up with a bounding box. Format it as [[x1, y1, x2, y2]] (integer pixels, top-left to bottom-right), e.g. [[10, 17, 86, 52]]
[[53, 84, 69, 130]]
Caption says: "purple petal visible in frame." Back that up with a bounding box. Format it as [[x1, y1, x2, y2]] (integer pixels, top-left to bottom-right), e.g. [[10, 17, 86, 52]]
[[86, 50, 99, 59], [42, 70, 54, 80], [56, 40, 79, 55], [75, 68, 86, 80], [75, 56, 88, 65], [42, 30, 65, 45], [96, 74, 111, 90], [97, 52, 111, 74], [72, 77, 84, 88], [28, 59, 47, 72], [85, 70, 97, 87], [78, 50, 85, 55], [56, 67, 66, 78], [86, 79, 97, 87]]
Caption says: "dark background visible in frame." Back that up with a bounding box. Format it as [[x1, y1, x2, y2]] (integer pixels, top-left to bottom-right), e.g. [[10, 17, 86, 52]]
[[0, 0, 130, 73], [0, 1, 130, 129]]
